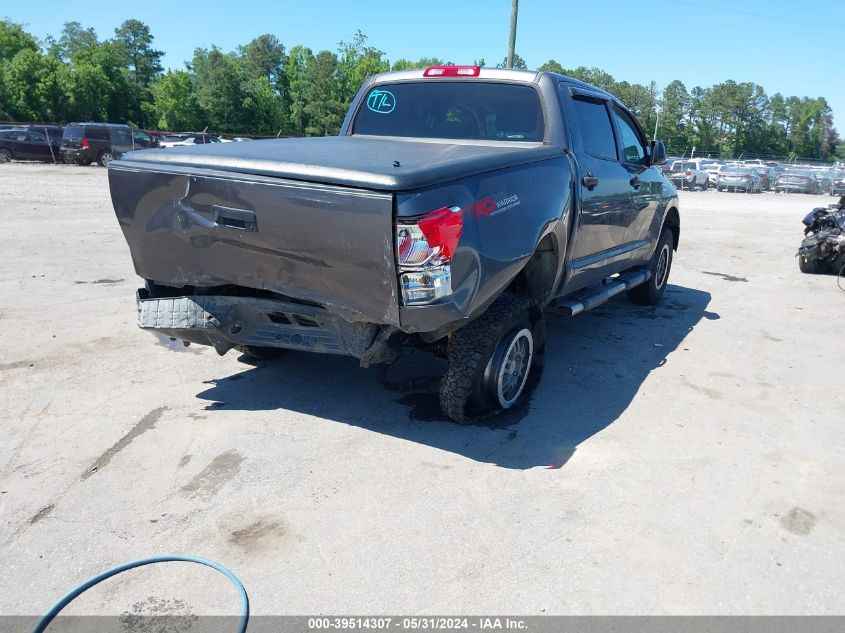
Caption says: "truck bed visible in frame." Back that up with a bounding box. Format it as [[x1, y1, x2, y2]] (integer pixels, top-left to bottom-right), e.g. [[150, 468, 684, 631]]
[[116, 136, 560, 191]]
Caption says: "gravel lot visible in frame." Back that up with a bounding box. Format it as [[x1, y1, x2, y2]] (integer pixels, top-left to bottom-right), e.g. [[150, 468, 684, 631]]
[[1, 162, 843, 618]]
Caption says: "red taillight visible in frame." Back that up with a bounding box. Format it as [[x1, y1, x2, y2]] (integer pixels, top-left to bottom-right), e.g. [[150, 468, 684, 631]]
[[81, 139, 89, 148], [685, 170, 692, 176], [417, 207, 464, 260], [423, 65, 480, 78]]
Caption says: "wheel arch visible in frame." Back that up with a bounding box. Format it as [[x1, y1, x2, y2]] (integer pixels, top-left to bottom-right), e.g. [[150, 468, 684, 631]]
[[662, 206, 680, 251], [504, 231, 560, 305]]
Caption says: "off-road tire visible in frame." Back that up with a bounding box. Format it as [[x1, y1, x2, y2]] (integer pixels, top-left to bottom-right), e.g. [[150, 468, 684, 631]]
[[628, 227, 674, 305], [798, 253, 823, 274], [439, 293, 544, 424]]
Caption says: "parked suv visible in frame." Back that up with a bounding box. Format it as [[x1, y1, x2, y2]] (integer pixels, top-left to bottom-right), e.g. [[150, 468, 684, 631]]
[[60, 123, 134, 167], [0, 129, 59, 163], [23, 124, 64, 147]]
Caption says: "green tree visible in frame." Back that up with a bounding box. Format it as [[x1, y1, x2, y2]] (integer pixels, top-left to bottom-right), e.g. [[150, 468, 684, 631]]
[[537, 59, 565, 74], [302, 50, 346, 135], [0, 19, 38, 60], [658, 79, 691, 152], [151, 70, 203, 130], [190, 46, 246, 132], [390, 57, 444, 71], [496, 53, 527, 70], [336, 31, 388, 104], [241, 75, 286, 134], [0, 19, 42, 117], [238, 34, 286, 86], [2, 49, 61, 120], [113, 19, 163, 126], [284, 45, 314, 135], [48, 21, 99, 61], [59, 42, 132, 121]]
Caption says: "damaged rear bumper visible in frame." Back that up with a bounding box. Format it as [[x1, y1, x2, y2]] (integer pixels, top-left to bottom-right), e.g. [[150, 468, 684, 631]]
[[137, 290, 398, 365]]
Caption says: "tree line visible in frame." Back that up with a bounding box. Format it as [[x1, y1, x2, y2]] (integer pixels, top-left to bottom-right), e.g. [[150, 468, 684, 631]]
[[0, 19, 840, 160]]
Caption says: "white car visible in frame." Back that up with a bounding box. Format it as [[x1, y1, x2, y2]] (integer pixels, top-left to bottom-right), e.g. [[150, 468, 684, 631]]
[[668, 159, 710, 190], [159, 135, 222, 148], [700, 162, 722, 188]]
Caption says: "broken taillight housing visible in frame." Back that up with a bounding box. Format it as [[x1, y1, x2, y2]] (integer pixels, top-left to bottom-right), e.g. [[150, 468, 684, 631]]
[[396, 206, 463, 305]]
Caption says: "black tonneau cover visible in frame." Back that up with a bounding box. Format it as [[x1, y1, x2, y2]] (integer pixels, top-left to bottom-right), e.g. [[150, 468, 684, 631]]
[[115, 136, 561, 191]]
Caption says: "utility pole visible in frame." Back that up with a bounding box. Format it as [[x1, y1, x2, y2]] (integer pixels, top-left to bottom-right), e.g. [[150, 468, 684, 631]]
[[506, 0, 519, 69]]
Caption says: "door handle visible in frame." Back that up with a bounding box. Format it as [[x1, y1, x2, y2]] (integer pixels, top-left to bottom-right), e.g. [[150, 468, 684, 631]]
[[581, 174, 599, 189], [212, 205, 258, 231], [630, 176, 641, 189]]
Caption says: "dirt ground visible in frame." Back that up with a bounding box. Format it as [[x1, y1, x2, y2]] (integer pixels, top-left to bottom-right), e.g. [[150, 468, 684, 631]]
[[1, 162, 843, 618]]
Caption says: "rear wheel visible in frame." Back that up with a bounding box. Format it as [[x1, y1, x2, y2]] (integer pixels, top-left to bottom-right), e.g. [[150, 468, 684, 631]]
[[798, 253, 823, 274], [628, 227, 674, 305], [98, 150, 113, 167], [0, 148, 12, 162], [439, 293, 544, 423]]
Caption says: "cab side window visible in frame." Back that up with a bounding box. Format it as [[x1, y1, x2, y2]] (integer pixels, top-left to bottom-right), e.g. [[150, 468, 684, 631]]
[[611, 106, 646, 165], [572, 97, 617, 161]]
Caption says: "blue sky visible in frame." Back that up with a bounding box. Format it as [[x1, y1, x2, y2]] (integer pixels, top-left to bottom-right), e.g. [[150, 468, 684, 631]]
[[7, 0, 845, 127]]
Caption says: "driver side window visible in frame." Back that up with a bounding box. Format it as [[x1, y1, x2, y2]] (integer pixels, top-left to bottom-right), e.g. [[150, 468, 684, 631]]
[[612, 106, 646, 165]]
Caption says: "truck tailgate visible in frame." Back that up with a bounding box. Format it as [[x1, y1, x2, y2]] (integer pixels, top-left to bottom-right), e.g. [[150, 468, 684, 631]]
[[109, 165, 400, 326]]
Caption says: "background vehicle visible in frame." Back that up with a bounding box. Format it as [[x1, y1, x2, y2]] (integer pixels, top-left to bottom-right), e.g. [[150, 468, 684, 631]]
[[776, 168, 820, 194], [133, 128, 159, 148], [750, 165, 774, 190], [704, 162, 724, 188], [797, 200, 845, 274], [668, 159, 708, 190], [110, 66, 680, 423], [0, 129, 58, 163], [717, 166, 763, 192], [158, 133, 222, 148], [22, 124, 64, 147], [812, 169, 832, 194], [60, 123, 134, 167], [830, 171, 845, 196]]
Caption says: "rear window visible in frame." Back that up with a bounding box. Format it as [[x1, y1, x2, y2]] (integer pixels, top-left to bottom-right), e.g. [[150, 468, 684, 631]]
[[353, 81, 544, 142], [86, 126, 110, 141], [109, 126, 133, 149], [64, 125, 83, 141]]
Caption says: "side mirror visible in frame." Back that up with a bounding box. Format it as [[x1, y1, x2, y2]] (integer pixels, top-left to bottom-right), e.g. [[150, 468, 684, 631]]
[[650, 140, 667, 166]]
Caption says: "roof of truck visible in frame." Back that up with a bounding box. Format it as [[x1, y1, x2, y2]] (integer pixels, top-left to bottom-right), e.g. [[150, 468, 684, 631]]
[[369, 67, 618, 102]]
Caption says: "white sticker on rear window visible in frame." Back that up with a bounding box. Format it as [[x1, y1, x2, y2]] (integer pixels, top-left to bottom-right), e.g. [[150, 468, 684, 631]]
[[366, 89, 396, 114]]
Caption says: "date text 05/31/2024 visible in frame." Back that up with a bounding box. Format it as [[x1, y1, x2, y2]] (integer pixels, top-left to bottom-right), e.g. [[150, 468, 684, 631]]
[[307, 617, 528, 630]]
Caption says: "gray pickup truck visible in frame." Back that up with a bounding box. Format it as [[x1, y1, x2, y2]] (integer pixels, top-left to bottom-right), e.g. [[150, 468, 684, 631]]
[[109, 65, 680, 422]]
